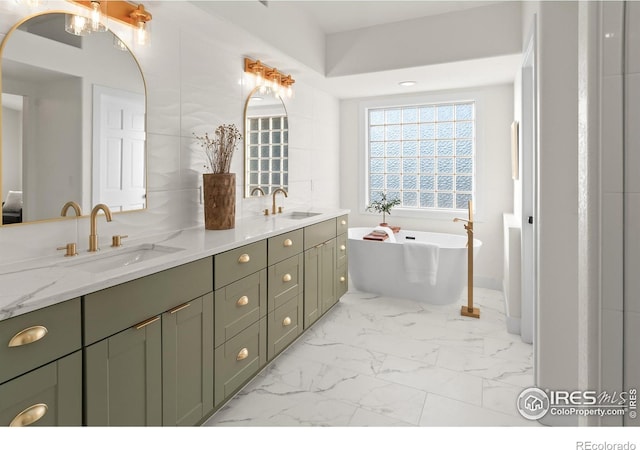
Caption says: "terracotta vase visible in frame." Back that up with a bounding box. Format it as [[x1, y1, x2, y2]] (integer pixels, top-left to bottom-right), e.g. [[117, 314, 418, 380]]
[[203, 173, 235, 230]]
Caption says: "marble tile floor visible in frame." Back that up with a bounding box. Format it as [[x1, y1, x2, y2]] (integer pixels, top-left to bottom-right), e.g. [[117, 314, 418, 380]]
[[203, 288, 541, 427]]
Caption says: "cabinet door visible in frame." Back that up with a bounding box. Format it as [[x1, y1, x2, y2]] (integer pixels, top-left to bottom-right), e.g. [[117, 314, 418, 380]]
[[85, 317, 162, 426], [162, 294, 214, 426], [303, 246, 320, 329], [320, 238, 337, 314], [0, 351, 81, 426]]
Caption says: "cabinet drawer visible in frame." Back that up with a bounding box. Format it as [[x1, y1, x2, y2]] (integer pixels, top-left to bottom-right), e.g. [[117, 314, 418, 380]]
[[337, 233, 348, 268], [268, 229, 303, 266], [268, 254, 303, 312], [84, 258, 213, 346], [214, 317, 266, 406], [304, 219, 337, 250], [214, 270, 267, 348], [337, 214, 349, 235], [214, 240, 267, 289], [267, 295, 303, 361], [0, 350, 82, 426], [0, 298, 81, 384]]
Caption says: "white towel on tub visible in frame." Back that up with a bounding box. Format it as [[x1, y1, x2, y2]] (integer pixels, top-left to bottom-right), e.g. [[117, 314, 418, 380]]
[[403, 241, 439, 285], [373, 226, 396, 243]]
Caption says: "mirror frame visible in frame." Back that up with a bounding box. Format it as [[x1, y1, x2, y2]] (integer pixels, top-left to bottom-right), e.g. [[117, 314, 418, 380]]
[[243, 86, 289, 199], [0, 10, 148, 226]]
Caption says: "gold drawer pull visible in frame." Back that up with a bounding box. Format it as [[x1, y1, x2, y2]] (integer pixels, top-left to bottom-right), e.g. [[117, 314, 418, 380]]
[[340, 276, 346, 283], [283, 239, 293, 247], [10, 403, 48, 427], [8, 326, 48, 347], [169, 303, 191, 315], [238, 254, 250, 264], [282, 316, 292, 327], [237, 296, 249, 307], [282, 273, 292, 283], [340, 245, 346, 252], [236, 347, 249, 361], [341, 220, 347, 225], [134, 316, 160, 330]]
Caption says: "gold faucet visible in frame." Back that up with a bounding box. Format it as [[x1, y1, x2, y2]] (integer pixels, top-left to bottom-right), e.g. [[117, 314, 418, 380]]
[[250, 187, 266, 196], [453, 201, 479, 319], [61, 201, 82, 217], [89, 204, 113, 252], [271, 188, 288, 215]]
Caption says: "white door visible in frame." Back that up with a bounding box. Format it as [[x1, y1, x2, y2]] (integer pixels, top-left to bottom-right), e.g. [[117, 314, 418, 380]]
[[93, 85, 145, 211]]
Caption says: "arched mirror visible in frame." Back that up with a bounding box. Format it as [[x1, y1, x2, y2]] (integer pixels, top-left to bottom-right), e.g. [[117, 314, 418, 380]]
[[244, 87, 288, 198], [1, 12, 146, 226]]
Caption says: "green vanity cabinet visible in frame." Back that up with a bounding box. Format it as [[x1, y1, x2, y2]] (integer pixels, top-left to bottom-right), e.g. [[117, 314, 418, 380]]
[[84, 257, 214, 426], [303, 219, 338, 329], [213, 243, 268, 408], [0, 297, 82, 426], [267, 252, 304, 360], [162, 293, 214, 427], [0, 351, 82, 426], [85, 316, 162, 426]]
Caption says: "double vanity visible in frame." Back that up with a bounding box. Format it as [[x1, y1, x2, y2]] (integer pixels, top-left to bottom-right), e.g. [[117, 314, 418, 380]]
[[0, 210, 349, 426]]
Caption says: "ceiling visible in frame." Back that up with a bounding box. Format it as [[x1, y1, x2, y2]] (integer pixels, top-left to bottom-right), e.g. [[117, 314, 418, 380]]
[[291, 0, 501, 34], [193, 1, 521, 98]]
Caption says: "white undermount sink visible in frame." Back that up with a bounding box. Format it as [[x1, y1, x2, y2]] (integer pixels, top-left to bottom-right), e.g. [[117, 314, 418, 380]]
[[281, 211, 322, 220], [63, 243, 184, 273]]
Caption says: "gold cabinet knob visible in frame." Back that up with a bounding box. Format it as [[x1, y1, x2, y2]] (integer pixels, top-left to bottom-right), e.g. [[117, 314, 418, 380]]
[[236, 347, 249, 361], [340, 276, 346, 283], [10, 403, 48, 427], [282, 316, 292, 327], [341, 220, 347, 225], [283, 239, 293, 247], [238, 254, 250, 264], [282, 273, 292, 282], [340, 244, 346, 252], [8, 326, 48, 347], [264, 209, 270, 216], [236, 296, 249, 307]]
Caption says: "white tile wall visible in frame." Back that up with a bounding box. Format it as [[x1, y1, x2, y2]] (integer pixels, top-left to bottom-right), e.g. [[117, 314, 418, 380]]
[[0, 1, 340, 266]]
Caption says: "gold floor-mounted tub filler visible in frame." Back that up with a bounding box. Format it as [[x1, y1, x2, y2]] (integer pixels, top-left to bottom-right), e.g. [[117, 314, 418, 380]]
[[454, 200, 480, 319]]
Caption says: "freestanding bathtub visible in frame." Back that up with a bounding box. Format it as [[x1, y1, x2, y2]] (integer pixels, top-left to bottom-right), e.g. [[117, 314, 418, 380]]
[[348, 227, 482, 305]]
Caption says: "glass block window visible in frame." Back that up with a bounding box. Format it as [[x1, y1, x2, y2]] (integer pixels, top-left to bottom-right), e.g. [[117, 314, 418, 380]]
[[246, 115, 288, 195], [367, 102, 475, 211]]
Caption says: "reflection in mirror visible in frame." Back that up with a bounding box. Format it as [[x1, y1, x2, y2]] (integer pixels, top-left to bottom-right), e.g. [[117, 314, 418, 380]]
[[1, 13, 146, 226], [244, 87, 288, 198]]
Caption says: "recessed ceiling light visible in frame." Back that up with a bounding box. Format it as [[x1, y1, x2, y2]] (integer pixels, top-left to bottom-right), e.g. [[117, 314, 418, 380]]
[[399, 81, 416, 87]]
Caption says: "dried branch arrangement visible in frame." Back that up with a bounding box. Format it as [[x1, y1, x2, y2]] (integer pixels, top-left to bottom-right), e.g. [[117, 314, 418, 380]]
[[194, 124, 242, 174]]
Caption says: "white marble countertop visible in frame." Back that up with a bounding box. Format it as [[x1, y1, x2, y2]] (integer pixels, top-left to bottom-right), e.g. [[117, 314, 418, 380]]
[[0, 208, 349, 321]]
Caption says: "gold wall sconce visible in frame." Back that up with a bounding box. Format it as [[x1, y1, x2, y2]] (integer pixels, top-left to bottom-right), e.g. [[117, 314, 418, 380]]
[[64, 0, 152, 46], [244, 57, 295, 98]]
